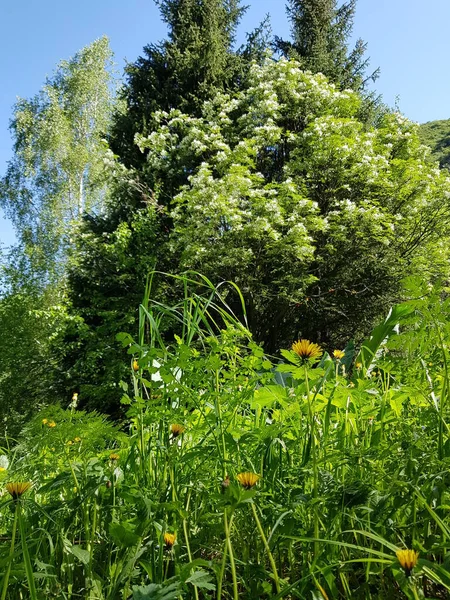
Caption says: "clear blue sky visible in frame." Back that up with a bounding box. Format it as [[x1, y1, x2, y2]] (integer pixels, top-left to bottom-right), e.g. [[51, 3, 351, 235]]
[[1, 0, 450, 247]]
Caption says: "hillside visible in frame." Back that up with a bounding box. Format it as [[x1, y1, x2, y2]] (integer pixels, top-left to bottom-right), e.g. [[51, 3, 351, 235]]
[[420, 118, 450, 169]]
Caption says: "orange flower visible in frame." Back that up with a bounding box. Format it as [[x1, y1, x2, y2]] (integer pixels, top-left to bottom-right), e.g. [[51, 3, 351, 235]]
[[236, 472, 260, 489], [6, 482, 32, 500], [164, 532, 176, 548], [291, 340, 322, 362]]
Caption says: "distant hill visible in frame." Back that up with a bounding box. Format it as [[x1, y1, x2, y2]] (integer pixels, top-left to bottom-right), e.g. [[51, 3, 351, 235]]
[[419, 119, 450, 170]]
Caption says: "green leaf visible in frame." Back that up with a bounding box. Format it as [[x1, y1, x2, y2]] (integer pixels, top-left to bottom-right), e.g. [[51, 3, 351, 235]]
[[67, 545, 90, 566], [185, 570, 216, 591], [109, 522, 141, 548], [355, 303, 413, 373], [132, 580, 181, 600]]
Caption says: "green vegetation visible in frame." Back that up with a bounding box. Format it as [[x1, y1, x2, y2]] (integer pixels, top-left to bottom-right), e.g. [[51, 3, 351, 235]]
[[1, 276, 450, 598], [419, 119, 450, 170], [2, 0, 450, 597]]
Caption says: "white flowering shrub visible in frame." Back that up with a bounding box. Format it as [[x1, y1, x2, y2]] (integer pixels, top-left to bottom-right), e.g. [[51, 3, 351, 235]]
[[135, 57, 450, 348]]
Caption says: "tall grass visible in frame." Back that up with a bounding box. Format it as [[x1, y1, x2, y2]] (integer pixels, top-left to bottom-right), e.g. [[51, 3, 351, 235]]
[[1, 273, 450, 598]]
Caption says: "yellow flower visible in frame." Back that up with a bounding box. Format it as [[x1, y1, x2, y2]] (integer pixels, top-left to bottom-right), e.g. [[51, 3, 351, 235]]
[[133, 360, 139, 372], [0, 467, 6, 473], [396, 549, 419, 576], [72, 392, 78, 401], [164, 532, 176, 548], [170, 424, 185, 438], [48, 421, 56, 428], [355, 362, 362, 369], [236, 472, 260, 489], [291, 339, 323, 362], [109, 453, 120, 461], [66, 440, 73, 446], [74, 437, 81, 443], [6, 482, 32, 500], [333, 349, 345, 360], [42, 418, 48, 425]]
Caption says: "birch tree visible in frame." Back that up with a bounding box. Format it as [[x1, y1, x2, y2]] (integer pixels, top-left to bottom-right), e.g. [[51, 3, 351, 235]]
[[0, 37, 116, 278]]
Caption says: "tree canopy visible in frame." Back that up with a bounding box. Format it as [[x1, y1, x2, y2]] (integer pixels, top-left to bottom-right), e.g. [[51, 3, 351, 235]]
[[276, 0, 378, 92], [0, 37, 116, 280]]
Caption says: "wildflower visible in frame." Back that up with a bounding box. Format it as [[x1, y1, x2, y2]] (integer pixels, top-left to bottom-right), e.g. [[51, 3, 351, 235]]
[[355, 362, 362, 369], [236, 472, 260, 489], [291, 339, 323, 362], [221, 475, 230, 492], [74, 437, 81, 443], [133, 360, 139, 372], [6, 482, 32, 500], [333, 349, 345, 360], [164, 532, 176, 548], [42, 418, 48, 425], [66, 440, 73, 446], [48, 421, 56, 428], [109, 453, 120, 461], [396, 549, 419, 576], [72, 392, 78, 402], [0, 467, 6, 473], [170, 424, 185, 438]]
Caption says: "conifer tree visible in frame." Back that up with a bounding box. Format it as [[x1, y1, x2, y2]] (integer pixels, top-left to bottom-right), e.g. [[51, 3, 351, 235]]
[[110, 0, 248, 168], [276, 0, 378, 92]]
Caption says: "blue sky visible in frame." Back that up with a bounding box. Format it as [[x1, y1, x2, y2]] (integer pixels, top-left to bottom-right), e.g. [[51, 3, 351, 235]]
[[1, 0, 450, 246]]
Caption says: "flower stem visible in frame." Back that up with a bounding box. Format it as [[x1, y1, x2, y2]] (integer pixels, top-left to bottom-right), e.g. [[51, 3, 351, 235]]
[[305, 364, 320, 560], [1, 500, 19, 600], [223, 509, 238, 600], [18, 503, 38, 600], [251, 502, 281, 594]]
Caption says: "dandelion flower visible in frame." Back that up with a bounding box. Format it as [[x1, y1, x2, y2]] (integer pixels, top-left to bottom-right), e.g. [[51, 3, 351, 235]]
[[109, 453, 120, 461], [292, 339, 323, 362], [164, 532, 176, 548], [170, 424, 185, 437], [333, 349, 345, 360], [6, 482, 32, 500], [133, 360, 139, 372], [236, 472, 260, 489], [396, 549, 419, 576]]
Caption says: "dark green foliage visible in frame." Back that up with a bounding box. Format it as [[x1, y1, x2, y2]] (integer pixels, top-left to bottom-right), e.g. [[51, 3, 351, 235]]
[[109, 0, 250, 169], [419, 118, 450, 170], [0, 279, 67, 441], [276, 0, 379, 92], [62, 204, 161, 415]]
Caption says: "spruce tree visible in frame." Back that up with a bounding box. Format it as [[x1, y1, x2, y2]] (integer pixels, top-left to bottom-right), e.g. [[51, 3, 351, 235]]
[[276, 0, 378, 92], [110, 0, 247, 168]]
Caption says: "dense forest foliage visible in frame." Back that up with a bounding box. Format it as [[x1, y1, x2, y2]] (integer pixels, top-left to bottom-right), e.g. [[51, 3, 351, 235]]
[[1, 1, 450, 598], [419, 119, 450, 170]]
